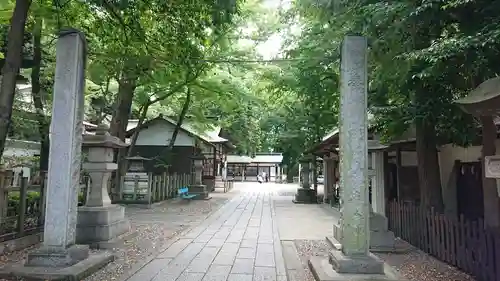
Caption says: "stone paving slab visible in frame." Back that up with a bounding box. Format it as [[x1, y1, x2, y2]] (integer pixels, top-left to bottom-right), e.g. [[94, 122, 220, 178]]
[[125, 183, 292, 281]]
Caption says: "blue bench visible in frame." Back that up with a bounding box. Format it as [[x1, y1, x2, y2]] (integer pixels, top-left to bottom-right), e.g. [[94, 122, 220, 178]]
[[178, 187, 196, 200]]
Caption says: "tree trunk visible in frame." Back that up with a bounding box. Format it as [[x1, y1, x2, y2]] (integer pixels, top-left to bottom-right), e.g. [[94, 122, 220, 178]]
[[126, 104, 149, 158], [0, 0, 31, 159], [110, 69, 137, 199], [480, 115, 500, 228], [168, 89, 191, 150], [113, 103, 150, 192], [31, 17, 50, 171], [156, 89, 192, 173], [415, 118, 444, 211], [109, 74, 137, 140]]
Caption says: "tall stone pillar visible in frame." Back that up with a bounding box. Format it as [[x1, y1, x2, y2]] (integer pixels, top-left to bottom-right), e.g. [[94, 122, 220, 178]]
[[4, 29, 113, 280], [309, 36, 402, 280], [27, 30, 89, 266], [337, 35, 370, 257]]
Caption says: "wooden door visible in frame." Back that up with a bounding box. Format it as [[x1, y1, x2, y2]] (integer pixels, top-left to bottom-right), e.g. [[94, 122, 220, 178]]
[[457, 161, 484, 221]]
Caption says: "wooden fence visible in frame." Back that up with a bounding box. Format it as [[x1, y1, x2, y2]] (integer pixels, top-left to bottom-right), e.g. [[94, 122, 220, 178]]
[[0, 168, 90, 243], [388, 201, 500, 281], [0, 169, 45, 242], [120, 172, 191, 204]]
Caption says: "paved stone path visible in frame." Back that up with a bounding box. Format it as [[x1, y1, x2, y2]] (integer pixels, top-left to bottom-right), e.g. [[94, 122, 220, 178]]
[[126, 184, 288, 281]]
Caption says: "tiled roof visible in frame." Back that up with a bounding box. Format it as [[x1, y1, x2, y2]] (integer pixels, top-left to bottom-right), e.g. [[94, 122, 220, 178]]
[[126, 117, 228, 144]]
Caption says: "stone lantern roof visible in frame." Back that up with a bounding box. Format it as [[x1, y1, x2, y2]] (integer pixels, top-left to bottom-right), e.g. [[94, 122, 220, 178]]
[[82, 124, 129, 148], [456, 76, 500, 116], [125, 155, 151, 161]]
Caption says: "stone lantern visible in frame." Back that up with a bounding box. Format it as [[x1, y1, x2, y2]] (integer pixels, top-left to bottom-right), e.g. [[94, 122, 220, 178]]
[[126, 156, 151, 173], [293, 154, 316, 204], [122, 156, 151, 201], [189, 153, 210, 199], [76, 124, 131, 247]]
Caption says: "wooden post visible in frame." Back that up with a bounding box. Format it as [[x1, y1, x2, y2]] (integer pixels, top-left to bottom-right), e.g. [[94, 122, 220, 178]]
[[168, 175, 172, 198], [162, 173, 167, 200], [156, 175, 160, 202], [133, 175, 139, 201], [18, 177, 28, 235], [395, 147, 402, 201], [0, 167, 6, 224], [148, 173, 153, 204], [119, 175, 124, 201], [39, 172, 47, 227]]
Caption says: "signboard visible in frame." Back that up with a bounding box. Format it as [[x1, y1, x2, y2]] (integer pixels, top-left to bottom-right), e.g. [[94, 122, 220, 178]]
[[485, 156, 500, 178]]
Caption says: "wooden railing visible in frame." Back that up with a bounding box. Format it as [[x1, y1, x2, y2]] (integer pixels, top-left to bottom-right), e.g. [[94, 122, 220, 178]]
[[388, 201, 500, 281]]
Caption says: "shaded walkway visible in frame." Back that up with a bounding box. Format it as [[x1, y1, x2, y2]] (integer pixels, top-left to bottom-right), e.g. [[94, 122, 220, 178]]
[[126, 183, 287, 281]]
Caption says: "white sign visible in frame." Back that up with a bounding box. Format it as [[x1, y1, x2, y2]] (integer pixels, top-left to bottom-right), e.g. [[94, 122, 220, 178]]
[[485, 156, 500, 178]]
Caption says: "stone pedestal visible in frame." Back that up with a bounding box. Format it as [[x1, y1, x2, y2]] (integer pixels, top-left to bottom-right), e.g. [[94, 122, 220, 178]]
[[189, 184, 211, 200], [293, 188, 317, 203], [308, 36, 403, 281], [203, 177, 216, 192], [76, 206, 131, 247], [369, 213, 396, 251]]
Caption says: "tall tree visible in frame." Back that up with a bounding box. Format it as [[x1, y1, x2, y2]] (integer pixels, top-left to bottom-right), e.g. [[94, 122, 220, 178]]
[[0, 0, 31, 158]]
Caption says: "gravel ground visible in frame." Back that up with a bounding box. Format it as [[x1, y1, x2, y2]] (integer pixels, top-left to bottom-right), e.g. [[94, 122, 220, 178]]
[[293, 239, 330, 281], [0, 189, 235, 281], [293, 239, 476, 281], [86, 194, 233, 281], [376, 239, 476, 281]]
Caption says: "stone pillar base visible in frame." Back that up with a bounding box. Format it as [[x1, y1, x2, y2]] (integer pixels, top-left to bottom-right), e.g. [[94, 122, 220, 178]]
[[333, 217, 400, 253], [26, 245, 90, 267], [203, 178, 215, 192], [76, 205, 130, 248], [308, 250, 405, 281], [0, 245, 113, 280], [308, 241, 404, 280], [293, 188, 317, 204], [189, 184, 211, 200], [329, 249, 384, 274]]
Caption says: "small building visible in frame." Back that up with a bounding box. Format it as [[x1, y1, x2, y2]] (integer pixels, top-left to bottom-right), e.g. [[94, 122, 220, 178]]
[[125, 116, 234, 181], [307, 121, 500, 223], [227, 153, 283, 182]]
